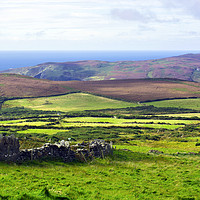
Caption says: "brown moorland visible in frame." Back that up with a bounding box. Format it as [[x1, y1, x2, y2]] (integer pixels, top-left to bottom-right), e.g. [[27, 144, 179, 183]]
[[58, 78, 200, 102], [0, 74, 72, 98], [1, 74, 200, 102]]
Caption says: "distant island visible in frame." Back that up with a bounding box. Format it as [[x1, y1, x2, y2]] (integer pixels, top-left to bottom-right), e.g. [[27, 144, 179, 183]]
[[1, 53, 200, 82]]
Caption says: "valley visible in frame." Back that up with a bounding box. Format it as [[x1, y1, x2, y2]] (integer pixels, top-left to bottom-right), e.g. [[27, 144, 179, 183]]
[[0, 73, 200, 199]]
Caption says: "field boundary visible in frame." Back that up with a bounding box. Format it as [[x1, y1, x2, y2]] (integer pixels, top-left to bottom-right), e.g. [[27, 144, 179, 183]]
[[140, 96, 200, 103]]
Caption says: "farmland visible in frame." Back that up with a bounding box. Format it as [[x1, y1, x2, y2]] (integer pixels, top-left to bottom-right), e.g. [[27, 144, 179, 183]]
[[1, 92, 200, 149], [3, 93, 138, 112], [0, 76, 200, 199], [145, 98, 200, 110]]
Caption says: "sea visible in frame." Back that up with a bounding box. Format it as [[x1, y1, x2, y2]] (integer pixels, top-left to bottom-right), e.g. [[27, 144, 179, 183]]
[[0, 50, 199, 71]]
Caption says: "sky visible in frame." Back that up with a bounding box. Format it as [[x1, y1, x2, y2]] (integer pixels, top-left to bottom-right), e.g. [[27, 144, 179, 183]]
[[0, 0, 200, 50]]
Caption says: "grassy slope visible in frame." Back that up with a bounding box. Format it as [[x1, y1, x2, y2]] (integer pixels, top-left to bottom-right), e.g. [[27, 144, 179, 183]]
[[145, 98, 200, 110], [3, 90, 200, 114], [3, 93, 138, 112], [4, 90, 200, 112], [0, 152, 200, 200]]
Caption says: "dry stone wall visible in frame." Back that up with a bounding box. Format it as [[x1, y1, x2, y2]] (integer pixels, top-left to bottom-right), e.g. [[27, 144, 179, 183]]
[[0, 135, 20, 161], [0, 135, 113, 162]]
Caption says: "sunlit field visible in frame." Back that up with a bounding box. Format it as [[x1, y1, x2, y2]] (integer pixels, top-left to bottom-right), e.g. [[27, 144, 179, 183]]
[[145, 98, 200, 110], [0, 94, 200, 199], [3, 93, 138, 112]]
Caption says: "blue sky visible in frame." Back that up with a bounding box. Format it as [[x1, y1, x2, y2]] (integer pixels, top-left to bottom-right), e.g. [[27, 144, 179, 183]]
[[0, 0, 200, 50]]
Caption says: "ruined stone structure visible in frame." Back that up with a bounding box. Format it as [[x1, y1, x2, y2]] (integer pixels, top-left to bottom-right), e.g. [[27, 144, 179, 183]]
[[17, 142, 75, 162], [89, 139, 113, 158], [0, 135, 20, 161], [0, 135, 113, 162]]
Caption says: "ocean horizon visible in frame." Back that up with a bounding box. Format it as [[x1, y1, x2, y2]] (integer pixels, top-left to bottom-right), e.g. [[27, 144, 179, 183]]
[[0, 50, 199, 71]]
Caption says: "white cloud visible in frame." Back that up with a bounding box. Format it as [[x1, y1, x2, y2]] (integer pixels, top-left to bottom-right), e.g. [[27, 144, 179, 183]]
[[161, 0, 200, 19], [110, 9, 157, 23], [0, 0, 199, 50]]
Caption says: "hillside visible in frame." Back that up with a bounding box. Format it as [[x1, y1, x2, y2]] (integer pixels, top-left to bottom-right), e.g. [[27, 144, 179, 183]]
[[1, 53, 200, 82], [59, 79, 200, 102], [0, 74, 72, 98], [0, 74, 200, 102], [4, 93, 138, 112]]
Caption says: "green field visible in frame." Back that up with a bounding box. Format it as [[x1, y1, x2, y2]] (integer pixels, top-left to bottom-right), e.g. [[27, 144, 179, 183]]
[[55, 117, 198, 129], [117, 139, 200, 154], [4, 94, 200, 113], [1, 121, 49, 126], [158, 113, 200, 118], [3, 93, 138, 112], [1, 116, 199, 133], [16, 129, 69, 135], [1, 95, 200, 199], [145, 98, 200, 110], [0, 149, 200, 200], [63, 117, 200, 125]]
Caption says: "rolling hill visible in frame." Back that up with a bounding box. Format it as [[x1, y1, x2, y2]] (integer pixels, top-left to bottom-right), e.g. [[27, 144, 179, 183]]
[[0, 74, 200, 102], [1, 53, 200, 82], [59, 78, 200, 102], [0, 74, 72, 98]]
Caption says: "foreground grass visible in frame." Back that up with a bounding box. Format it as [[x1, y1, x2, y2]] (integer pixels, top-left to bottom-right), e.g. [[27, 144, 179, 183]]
[[0, 149, 200, 200], [116, 140, 200, 154], [1, 96, 200, 199], [3, 93, 138, 112]]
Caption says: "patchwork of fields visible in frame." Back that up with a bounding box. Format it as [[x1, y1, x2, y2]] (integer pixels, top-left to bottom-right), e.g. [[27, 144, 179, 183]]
[[0, 79, 200, 199], [1, 94, 200, 150]]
